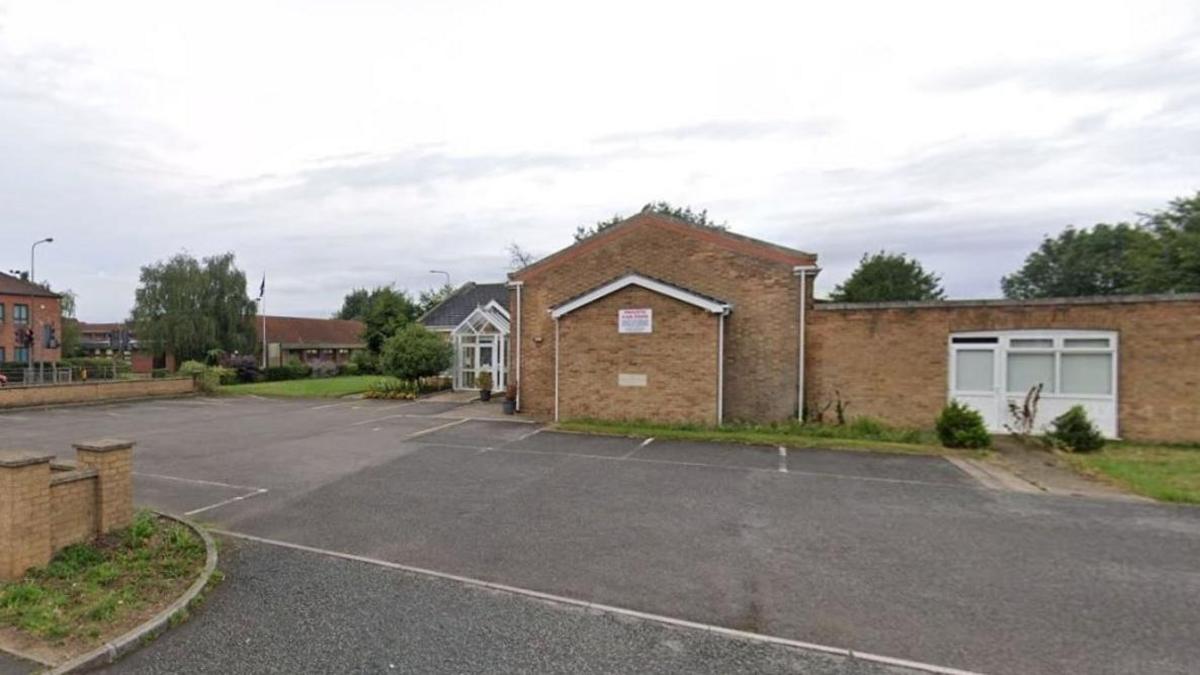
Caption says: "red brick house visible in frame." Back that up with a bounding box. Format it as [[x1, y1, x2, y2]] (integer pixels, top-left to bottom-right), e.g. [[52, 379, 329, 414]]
[[0, 272, 62, 367], [260, 315, 366, 367], [506, 211, 1200, 443]]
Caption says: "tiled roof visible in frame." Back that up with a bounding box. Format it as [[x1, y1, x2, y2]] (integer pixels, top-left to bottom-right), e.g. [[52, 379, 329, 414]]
[[78, 322, 127, 334], [260, 316, 366, 346], [418, 282, 508, 329], [0, 271, 59, 298]]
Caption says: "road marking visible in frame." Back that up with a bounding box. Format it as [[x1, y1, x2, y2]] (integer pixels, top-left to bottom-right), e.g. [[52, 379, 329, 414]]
[[0, 415, 31, 422], [403, 417, 471, 440], [211, 529, 981, 675], [308, 402, 352, 411], [778, 446, 788, 473], [417, 441, 495, 452], [134, 472, 267, 492], [622, 437, 654, 459], [185, 488, 269, 516], [514, 427, 545, 442]]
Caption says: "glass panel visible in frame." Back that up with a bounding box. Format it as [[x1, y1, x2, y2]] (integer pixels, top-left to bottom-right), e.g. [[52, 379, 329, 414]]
[[954, 350, 994, 391], [1010, 338, 1053, 348], [461, 346, 475, 369], [1063, 338, 1110, 349], [1007, 353, 1056, 393], [462, 371, 475, 388], [1061, 353, 1112, 395], [479, 346, 493, 369]]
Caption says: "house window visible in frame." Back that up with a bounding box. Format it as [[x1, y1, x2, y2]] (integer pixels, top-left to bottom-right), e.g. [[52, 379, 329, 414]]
[[0, 347, 5, 362], [13, 304, 28, 324], [0, 303, 5, 323], [14, 347, 28, 363]]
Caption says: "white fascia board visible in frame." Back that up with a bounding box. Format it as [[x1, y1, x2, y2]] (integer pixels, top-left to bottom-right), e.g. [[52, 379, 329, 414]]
[[484, 299, 511, 320], [550, 274, 730, 319]]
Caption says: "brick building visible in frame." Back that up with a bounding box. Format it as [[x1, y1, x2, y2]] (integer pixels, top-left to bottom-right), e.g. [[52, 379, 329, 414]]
[[0, 271, 62, 366], [506, 211, 1200, 443], [260, 315, 366, 367]]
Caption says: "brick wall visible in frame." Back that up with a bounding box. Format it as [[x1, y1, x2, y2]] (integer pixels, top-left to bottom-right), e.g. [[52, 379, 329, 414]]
[[0, 377, 194, 409], [807, 296, 1200, 443], [558, 286, 720, 424], [50, 470, 98, 550], [511, 212, 814, 423], [0, 440, 133, 580]]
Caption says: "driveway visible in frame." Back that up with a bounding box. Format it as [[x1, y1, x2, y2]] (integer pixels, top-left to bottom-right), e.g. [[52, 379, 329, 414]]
[[3, 397, 1199, 674]]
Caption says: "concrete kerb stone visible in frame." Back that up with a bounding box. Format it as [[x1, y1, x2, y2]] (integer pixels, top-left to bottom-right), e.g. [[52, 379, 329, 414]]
[[45, 511, 219, 674], [0, 393, 199, 414]]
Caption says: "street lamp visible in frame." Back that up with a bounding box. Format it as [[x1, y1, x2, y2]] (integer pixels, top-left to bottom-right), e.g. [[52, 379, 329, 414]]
[[30, 237, 53, 285], [429, 270, 451, 288]]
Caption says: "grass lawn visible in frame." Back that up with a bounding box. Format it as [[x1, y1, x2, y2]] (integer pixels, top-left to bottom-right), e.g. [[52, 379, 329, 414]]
[[219, 375, 392, 398], [0, 511, 207, 654], [557, 419, 961, 456], [1067, 443, 1200, 504]]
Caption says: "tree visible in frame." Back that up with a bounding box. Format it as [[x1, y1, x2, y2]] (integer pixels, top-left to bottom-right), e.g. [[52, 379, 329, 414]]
[[416, 284, 454, 317], [380, 323, 452, 380], [1001, 191, 1200, 298], [830, 251, 946, 302], [59, 290, 81, 357], [360, 286, 417, 353], [574, 201, 727, 242], [334, 288, 372, 320], [1000, 223, 1157, 299], [130, 252, 257, 363], [507, 242, 537, 271]]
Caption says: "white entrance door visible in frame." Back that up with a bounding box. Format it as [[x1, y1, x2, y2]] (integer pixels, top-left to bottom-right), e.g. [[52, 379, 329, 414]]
[[455, 335, 505, 391], [949, 341, 1002, 430]]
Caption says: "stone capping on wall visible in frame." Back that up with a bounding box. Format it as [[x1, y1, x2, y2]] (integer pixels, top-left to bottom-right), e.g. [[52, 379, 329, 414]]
[[815, 292, 1200, 311]]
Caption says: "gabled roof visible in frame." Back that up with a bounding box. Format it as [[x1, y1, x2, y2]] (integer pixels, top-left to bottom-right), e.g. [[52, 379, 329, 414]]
[[550, 273, 731, 319], [511, 211, 816, 282], [452, 302, 511, 335], [418, 282, 509, 329], [260, 316, 365, 346], [0, 271, 60, 298]]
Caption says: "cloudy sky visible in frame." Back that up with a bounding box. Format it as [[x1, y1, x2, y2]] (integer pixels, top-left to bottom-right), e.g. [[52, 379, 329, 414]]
[[1, 0, 1198, 321]]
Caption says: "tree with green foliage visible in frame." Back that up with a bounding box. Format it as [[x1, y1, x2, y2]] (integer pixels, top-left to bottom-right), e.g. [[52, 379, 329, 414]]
[[830, 251, 945, 302], [362, 287, 417, 353], [380, 323, 452, 380], [130, 252, 257, 363], [58, 291, 81, 357], [334, 288, 372, 320], [1001, 191, 1200, 298], [416, 283, 455, 317], [574, 201, 727, 242]]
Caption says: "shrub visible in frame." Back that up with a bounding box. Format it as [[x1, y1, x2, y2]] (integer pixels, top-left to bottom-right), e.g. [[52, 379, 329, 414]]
[[363, 378, 419, 400], [151, 368, 170, 379], [1045, 405, 1105, 453], [351, 350, 379, 374], [211, 366, 238, 386], [418, 375, 451, 393], [380, 324, 452, 380], [476, 370, 493, 392], [311, 361, 338, 378], [223, 355, 261, 383], [287, 360, 312, 379], [337, 362, 360, 376], [935, 401, 991, 449], [177, 360, 208, 378]]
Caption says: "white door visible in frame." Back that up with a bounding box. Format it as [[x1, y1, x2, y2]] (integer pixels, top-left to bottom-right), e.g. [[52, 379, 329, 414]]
[[949, 342, 1002, 430]]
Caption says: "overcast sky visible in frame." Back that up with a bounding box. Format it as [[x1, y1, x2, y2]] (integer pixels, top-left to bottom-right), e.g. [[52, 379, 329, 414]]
[[1, 1, 1198, 321]]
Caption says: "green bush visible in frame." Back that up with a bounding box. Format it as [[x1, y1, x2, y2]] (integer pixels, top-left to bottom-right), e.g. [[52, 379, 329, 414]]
[[177, 360, 207, 377], [263, 361, 311, 381], [380, 324, 452, 380], [337, 362, 360, 376], [1046, 405, 1105, 453], [363, 378, 419, 400], [935, 401, 991, 449], [150, 368, 170, 379], [351, 349, 380, 374]]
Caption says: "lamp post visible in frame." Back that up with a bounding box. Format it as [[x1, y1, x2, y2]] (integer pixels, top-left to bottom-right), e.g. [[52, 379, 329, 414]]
[[30, 237, 53, 286], [429, 270, 451, 288]]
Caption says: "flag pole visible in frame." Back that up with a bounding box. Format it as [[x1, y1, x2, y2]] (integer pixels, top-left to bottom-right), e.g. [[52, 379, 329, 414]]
[[260, 274, 267, 368]]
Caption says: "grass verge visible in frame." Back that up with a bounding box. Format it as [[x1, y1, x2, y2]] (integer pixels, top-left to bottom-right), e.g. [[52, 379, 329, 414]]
[[556, 418, 959, 456], [1066, 444, 1200, 504], [0, 511, 207, 651], [219, 375, 393, 398]]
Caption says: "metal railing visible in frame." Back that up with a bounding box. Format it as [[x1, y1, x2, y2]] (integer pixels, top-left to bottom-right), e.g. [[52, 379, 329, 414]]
[[0, 363, 151, 387]]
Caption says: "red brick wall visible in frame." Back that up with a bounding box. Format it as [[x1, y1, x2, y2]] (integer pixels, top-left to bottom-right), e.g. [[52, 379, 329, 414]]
[[558, 286, 720, 425], [511, 213, 814, 423], [807, 296, 1200, 443]]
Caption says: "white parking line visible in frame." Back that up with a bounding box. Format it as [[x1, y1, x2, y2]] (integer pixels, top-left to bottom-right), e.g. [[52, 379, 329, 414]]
[[308, 402, 353, 411], [185, 488, 269, 516], [211, 529, 980, 675], [135, 472, 266, 492], [778, 446, 788, 473], [403, 417, 471, 440], [622, 437, 654, 459]]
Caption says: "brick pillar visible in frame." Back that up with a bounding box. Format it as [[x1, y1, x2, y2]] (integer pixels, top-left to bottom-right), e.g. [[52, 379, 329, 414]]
[[73, 439, 135, 533], [0, 450, 54, 581]]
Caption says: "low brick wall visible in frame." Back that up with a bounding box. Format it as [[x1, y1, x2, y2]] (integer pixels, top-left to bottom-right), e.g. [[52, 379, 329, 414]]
[[0, 377, 194, 409], [0, 440, 134, 580], [807, 294, 1200, 443]]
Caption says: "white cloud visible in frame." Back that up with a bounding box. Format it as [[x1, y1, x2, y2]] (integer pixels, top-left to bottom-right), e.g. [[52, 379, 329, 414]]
[[0, 0, 1197, 320]]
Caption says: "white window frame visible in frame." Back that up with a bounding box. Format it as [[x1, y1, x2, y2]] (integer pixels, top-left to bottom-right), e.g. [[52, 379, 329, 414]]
[[950, 330, 1118, 400]]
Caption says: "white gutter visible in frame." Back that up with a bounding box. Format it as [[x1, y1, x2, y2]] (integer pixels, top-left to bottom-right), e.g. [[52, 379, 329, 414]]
[[553, 317, 560, 422], [793, 265, 821, 421], [717, 310, 727, 425], [507, 281, 524, 411]]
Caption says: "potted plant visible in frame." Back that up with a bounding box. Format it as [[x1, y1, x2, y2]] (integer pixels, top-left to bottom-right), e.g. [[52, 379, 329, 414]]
[[477, 370, 493, 401], [502, 383, 517, 415]]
